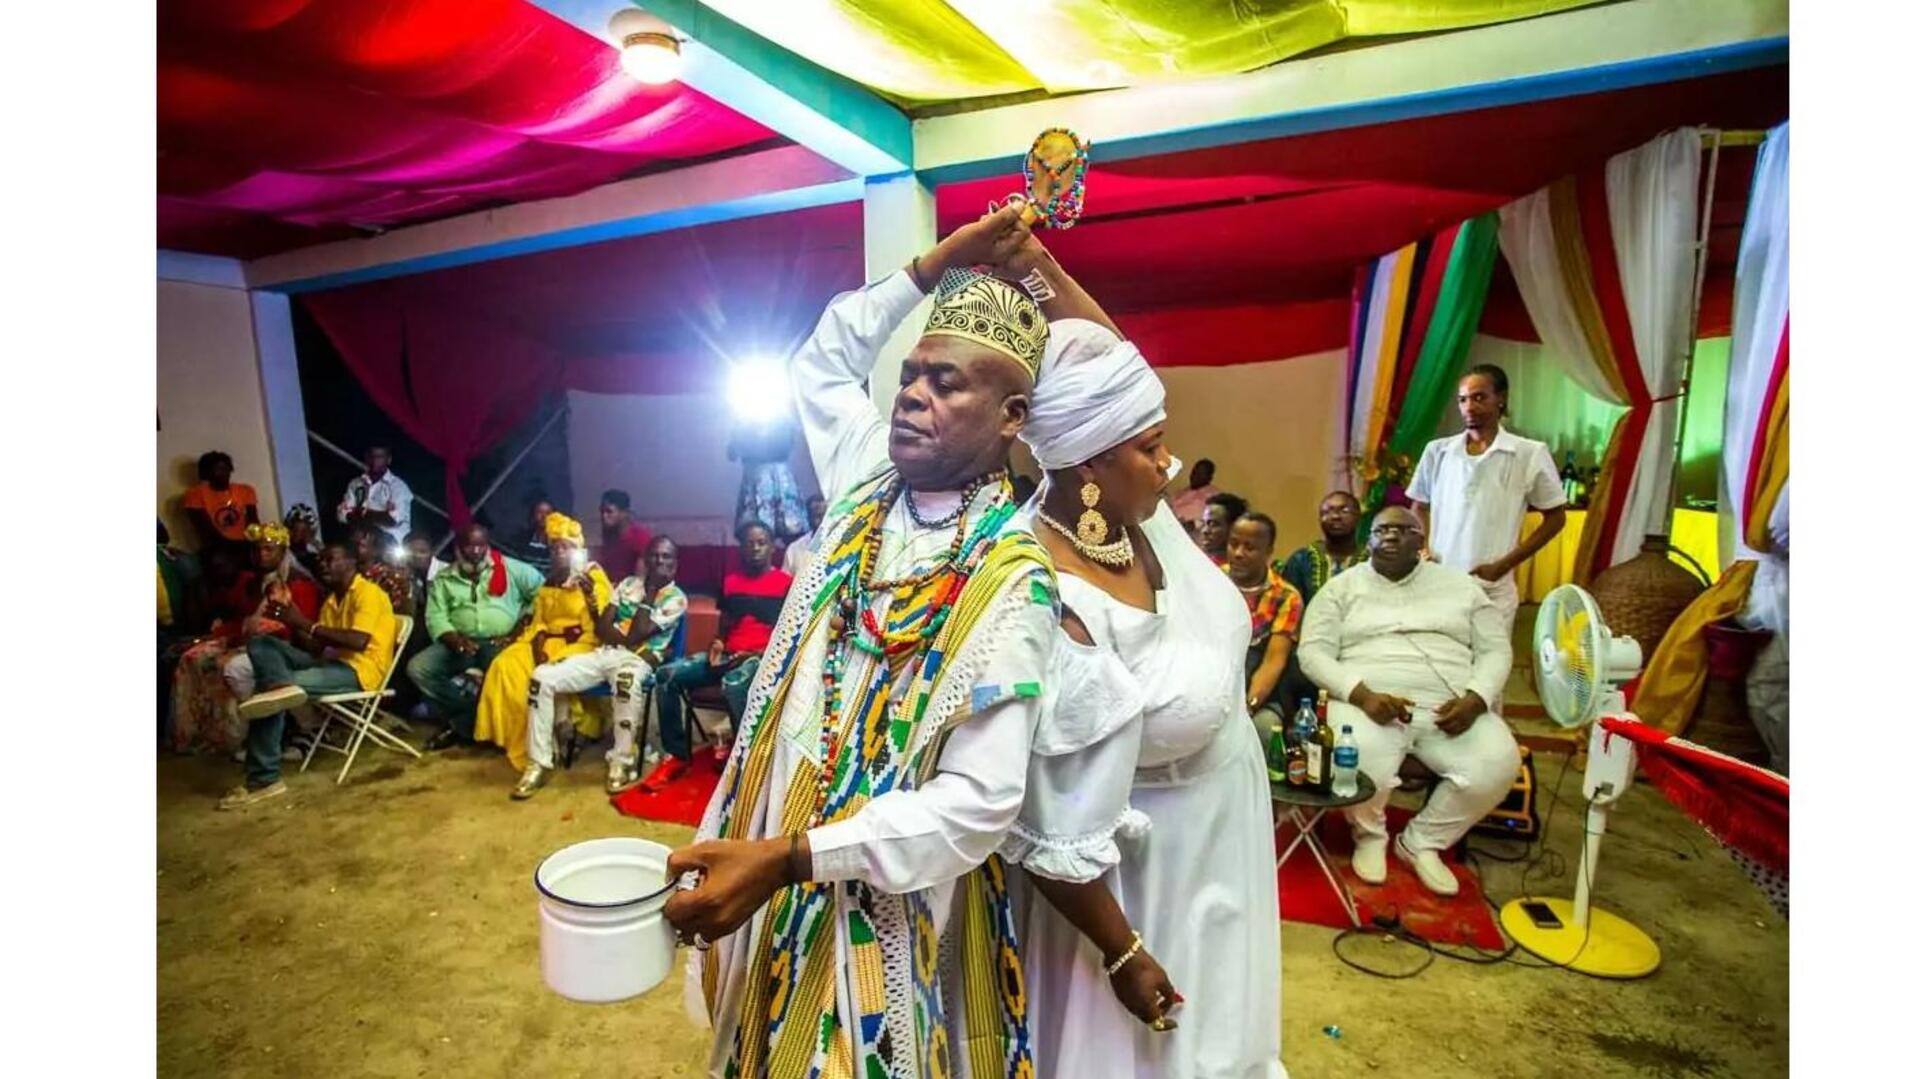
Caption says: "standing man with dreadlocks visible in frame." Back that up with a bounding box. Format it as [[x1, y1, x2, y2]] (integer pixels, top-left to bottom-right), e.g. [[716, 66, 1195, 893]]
[[665, 205, 1076, 1078]]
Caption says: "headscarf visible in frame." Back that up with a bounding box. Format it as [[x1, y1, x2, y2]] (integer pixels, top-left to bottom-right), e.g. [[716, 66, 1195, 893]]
[[283, 503, 321, 552], [544, 511, 586, 546], [1021, 318, 1166, 470], [245, 521, 305, 589]]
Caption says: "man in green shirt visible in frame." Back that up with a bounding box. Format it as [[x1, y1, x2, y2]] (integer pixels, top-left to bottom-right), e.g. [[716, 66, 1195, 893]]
[[408, 522, 544, 750]]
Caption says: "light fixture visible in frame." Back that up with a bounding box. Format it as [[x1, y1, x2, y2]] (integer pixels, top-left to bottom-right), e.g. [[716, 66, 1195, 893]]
[[727, 357, 791, 425], [609, 8, 683, 85]]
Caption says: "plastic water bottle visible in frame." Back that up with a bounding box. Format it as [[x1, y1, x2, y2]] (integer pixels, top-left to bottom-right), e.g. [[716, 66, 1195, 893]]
[[1331, 725, 1360, 798]]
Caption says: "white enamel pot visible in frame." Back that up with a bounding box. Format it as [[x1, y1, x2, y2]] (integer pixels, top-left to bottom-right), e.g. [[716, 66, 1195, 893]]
[[534, 836, 679, 1003]]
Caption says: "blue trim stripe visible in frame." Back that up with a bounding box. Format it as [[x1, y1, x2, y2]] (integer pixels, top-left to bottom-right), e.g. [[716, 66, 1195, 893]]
[[919, 37, 1788, 185], [262, 177, 865, 294]]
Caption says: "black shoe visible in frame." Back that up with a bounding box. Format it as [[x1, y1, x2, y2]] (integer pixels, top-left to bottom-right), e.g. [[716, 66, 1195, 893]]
[[425, 727, 466, 752]]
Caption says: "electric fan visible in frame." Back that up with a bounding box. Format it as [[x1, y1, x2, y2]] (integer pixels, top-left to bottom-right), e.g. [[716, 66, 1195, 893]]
[[1500, 583, 1660, 978]]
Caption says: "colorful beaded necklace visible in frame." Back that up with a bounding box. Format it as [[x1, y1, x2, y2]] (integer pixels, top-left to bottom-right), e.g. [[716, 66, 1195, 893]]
[[812, 470, 1011, 823]]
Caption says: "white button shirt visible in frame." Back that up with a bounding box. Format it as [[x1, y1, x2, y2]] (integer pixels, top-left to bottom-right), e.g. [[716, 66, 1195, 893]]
[[337, 472, 414, 546], [1408, 426, 1564, 583]]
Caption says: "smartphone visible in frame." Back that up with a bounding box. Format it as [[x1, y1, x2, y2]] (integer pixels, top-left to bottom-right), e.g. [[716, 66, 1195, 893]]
[[1520, 900, 1563, 930]]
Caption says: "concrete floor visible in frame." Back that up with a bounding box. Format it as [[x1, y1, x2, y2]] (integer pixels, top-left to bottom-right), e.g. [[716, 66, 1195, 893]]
[[158, 729, 1786, 1078]]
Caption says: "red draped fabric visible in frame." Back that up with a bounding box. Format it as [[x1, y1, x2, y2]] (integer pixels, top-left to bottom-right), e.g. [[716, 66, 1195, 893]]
[[301, 295, 560, 526], [1599, 715, 1788, 875], [158, 0, 776, 258]]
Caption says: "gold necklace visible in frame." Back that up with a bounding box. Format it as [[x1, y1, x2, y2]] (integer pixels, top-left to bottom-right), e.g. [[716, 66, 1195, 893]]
[[1036, 508, 1134, 567]]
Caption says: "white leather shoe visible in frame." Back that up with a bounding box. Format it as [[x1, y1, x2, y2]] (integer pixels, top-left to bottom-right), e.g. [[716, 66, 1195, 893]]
[[1395, 835, 1460, 896], [1351, 836, 1388, 884]]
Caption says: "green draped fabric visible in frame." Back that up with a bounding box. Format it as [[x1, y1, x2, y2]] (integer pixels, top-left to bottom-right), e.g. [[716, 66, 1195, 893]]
[[1387, 213, 1502, 460]]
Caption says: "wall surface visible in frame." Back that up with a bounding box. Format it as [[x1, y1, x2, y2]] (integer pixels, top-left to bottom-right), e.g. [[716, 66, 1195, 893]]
[[157, 279, 278, 546], [566, 390, 821, 549], [1156, 350, 1347, 556]]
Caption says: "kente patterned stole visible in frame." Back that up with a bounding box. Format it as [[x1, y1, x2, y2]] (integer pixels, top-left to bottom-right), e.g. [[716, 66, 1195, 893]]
[[702, 468, 1053, 1079]]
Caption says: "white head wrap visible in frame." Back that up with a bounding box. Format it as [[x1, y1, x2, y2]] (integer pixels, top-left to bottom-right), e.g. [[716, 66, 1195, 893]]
[[1021, 318, 1167, 470]]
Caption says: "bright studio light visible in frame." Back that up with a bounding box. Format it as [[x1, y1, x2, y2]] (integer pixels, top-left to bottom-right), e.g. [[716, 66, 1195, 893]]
[[609, 9, 683, 84], [728, 357, 791, 424]]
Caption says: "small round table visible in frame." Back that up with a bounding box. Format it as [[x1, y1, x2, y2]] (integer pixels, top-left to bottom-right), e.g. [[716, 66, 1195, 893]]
[[1271, 771, 1377, 928]]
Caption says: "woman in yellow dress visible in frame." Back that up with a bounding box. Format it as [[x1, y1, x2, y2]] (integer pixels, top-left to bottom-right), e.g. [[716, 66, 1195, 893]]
[[473, 513, 612, 777]]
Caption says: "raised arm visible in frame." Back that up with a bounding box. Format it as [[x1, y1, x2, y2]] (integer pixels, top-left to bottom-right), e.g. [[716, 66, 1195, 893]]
[[792, 205, 1033, 498]]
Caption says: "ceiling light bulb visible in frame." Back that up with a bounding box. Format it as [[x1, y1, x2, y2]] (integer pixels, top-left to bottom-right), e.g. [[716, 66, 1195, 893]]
[[619, 33, 681, 84], [609, 9, 682, 85]]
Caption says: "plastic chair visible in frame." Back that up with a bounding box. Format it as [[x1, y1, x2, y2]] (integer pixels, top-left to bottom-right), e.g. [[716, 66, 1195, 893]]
[[301, 615, 421, 785], [560, 616, 688, 770]]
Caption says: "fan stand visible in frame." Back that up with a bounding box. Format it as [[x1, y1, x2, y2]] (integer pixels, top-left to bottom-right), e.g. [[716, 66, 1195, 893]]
[[1499, 714, 1662, 978]]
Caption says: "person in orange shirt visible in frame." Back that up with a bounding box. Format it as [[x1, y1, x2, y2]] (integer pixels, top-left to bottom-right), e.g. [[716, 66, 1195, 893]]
[[181, 451, 259, 554]]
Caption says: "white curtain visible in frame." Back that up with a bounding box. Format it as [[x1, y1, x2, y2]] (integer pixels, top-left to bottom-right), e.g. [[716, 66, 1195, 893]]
[[1496, 127, 1700, 573], [1495, 197, 1623, 404], [1605, 128, 1700, 563], [1721, 122, 1790, 636]]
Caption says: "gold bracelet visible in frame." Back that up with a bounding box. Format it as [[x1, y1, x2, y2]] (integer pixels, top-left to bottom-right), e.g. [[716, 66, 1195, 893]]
[[1104, 931, 1144, 977]]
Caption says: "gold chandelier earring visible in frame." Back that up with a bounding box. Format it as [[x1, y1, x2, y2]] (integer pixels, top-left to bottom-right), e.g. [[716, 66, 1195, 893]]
[[1076, 481, 1110, 546]]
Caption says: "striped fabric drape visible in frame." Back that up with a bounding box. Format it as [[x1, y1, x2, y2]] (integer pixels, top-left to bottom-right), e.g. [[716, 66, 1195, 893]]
[[1632, 122, 1788, 733], [1340, 212, 1500, 503], [1498, 129, 1701, 583]]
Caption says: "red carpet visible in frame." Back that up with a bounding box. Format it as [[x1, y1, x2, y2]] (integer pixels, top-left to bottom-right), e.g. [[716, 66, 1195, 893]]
[[1276, 806, 1505, 950], [608, 748, 725, 827]]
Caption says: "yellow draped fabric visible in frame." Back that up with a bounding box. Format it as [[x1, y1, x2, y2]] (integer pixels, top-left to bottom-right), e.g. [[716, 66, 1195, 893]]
[[700, 0, 1605, 102], [1630, 561, 1757, 733], [1514, 508, 1719, 604]]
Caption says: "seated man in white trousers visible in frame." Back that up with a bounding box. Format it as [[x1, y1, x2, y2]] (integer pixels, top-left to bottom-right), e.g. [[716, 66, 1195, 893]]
[[1298, 506, 1521, 896], [516, 536, 688, 799]]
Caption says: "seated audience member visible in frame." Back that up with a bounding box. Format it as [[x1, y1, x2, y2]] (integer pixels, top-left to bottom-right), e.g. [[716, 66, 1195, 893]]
[[337, 444, 413, 547], [472, 513, 613, 774], [283, 503, 324, 578], [1195, 490, 1249, 566], [512, 497, 557, 574], [1225, 512, 1305, 731], [170, 523, 322, 758], [1276, 489, 1366, 706], [781, 494, 830, 579], [349, 521, 414, 617], [228, 542, 399, 809], [181, 450, 260, 556], [1169, 456, 1222, 532], [595, 489, 654, 581], [651, 520, 791, 783], [1298, 506, 1520, 896], [516, 536, 690, 799], [410, 523, 544, 751]]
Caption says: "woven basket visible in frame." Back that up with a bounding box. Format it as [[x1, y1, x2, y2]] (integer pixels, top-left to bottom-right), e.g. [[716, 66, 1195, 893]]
[[1589, 534, 1706, 656]]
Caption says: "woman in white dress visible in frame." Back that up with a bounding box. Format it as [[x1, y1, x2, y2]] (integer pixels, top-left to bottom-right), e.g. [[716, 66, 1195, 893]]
[[1000, 292, 1285, 1077]]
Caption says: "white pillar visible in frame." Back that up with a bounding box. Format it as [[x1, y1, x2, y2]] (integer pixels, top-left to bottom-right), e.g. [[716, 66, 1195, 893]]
[[862, 173, 937, 411], [249, 291, 319, 515]]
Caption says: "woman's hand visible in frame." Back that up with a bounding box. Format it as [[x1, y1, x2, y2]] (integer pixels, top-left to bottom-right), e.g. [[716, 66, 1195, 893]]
[[1108, 948, 1181, 1030]]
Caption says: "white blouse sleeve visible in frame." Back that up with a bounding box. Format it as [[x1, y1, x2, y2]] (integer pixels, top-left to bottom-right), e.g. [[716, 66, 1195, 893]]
[[1001, 636, 1148, 884]]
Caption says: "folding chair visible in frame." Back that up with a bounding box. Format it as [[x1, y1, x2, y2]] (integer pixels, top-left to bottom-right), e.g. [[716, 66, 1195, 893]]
[[301, 615, 421, 785]]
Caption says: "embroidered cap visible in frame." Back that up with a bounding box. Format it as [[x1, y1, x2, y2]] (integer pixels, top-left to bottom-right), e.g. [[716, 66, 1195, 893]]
[[921, 267, 1049, 383]]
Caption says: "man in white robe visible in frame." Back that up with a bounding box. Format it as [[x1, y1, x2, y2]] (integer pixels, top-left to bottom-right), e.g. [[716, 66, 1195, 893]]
[[1298, 506, 1521, 896], [663, 206, 1068, 1079]]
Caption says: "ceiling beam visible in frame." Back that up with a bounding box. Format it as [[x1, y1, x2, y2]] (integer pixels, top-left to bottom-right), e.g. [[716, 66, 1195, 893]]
[[532, 1, 912, 177], [913, 0, 1788, 183], [245, 145, 857, 294]]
